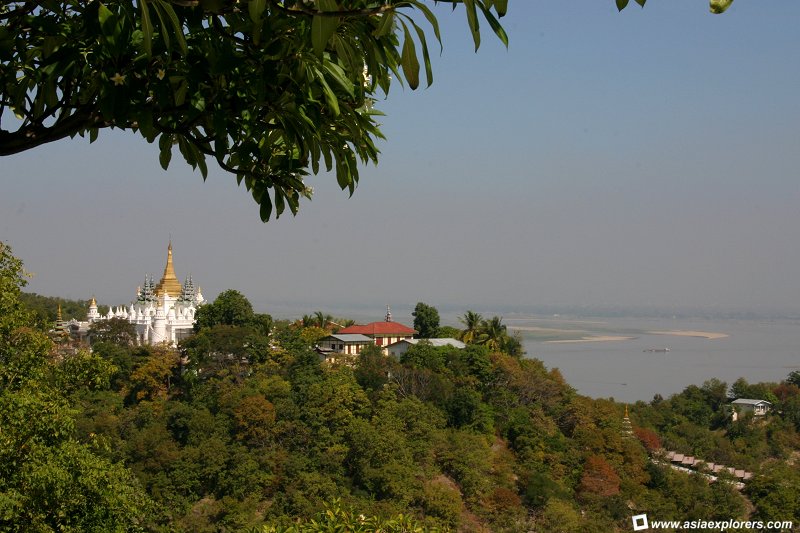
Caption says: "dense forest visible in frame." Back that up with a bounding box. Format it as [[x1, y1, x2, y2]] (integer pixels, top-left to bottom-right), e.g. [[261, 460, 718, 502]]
[[18, 292, 109, 329], [2, 242, 799, 532]]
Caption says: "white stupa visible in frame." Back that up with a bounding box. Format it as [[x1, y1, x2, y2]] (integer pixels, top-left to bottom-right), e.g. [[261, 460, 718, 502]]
[[86, 242, 204, 345]]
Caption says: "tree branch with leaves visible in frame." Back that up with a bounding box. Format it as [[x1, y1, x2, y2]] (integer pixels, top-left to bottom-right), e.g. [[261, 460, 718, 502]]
[[0, 0, 731, 221]]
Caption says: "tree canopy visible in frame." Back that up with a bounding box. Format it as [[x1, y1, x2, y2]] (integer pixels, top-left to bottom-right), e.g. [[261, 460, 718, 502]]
[[0, 1, 732, 221], [194, 288, 271, 333], [5, 244, 800, 531], [412, 301, 439, 339], [0, 242, 153, 530], [0, 0, 509, 221]]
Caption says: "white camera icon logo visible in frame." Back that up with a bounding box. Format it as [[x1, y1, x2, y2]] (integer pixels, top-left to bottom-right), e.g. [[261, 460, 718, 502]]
[[631, 514, 649, 531]]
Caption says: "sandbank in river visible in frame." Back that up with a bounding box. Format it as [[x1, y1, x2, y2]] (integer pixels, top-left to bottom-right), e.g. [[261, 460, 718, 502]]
[[648, 330, 729, 340], [544, 335, 635, 344]]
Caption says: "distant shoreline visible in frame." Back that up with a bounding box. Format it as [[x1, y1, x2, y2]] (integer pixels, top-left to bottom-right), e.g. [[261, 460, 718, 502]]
[[648, 330, 729, 340], [544, 335, 635, 344]]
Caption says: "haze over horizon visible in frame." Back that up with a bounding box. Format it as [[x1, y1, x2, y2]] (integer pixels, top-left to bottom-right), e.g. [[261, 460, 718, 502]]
[[2, 1, 799, 319]]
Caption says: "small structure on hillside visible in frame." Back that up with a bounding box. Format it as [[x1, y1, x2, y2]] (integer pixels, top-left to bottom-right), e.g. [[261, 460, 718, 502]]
[[730, 398, 771, 421], [316, 334, 373, 358], [51, 304, 70, 341], [336, 306, 416, 353], [386, 338, 465, 358], [621, 405, 634, 438]]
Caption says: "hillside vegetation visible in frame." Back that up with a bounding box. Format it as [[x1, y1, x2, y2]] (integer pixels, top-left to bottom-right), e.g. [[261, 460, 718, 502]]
[[2, 243, 799, 532]]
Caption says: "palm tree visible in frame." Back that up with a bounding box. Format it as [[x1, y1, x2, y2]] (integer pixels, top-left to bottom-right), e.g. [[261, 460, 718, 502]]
[[314, 310, 333, 330], [459, 310, 483, 344], [478, 316, 507, 352], [500, 332, 524, 357], [329, 317, 355, 328], [327, 317, 354, 333]]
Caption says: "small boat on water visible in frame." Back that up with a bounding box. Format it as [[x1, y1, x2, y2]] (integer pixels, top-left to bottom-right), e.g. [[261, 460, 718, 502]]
[[644, 347, 670, 353]]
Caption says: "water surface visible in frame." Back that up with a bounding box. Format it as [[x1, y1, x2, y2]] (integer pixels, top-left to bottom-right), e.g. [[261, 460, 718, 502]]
[[519, 317, 799, 402]]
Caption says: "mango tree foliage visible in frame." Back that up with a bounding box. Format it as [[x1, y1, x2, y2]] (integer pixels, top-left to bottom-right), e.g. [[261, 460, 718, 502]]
[[1, 1, 733, 220], [0, 0, 508, 221]]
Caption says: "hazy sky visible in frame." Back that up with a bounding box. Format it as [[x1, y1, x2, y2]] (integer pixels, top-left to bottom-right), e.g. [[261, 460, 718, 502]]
[[2, 1, 799, 321]]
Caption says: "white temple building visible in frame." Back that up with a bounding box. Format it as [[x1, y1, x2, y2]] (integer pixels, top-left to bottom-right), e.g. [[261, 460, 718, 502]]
[[85, 242, 204, 345]]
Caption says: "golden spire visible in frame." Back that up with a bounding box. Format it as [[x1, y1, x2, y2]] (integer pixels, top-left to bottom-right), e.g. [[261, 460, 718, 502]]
[[622, 404, 634, 437], [54, 303, 68, 338], [89, 296, 97, 307], [155, 241, 182, 297]]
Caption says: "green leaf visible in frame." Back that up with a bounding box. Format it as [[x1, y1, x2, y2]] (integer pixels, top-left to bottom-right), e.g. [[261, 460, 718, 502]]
[[98, 3, 112, 26], [710, 0, 733, 13], [259, 195, 273, 222], [400, 23, 420, 90], [312, 0, 339, 57], [310, 140, 321, 174], [151, 0, 171, 51], [170, 76, 188, 106], [407, 1, 442, 51], [140, 0, 153, 56], [136, 111, 156, 141], [475, 2, 508, 48], [158, 136, 172, 170], [409, 19, 433, 87], [287, 191, 300, 215], [634, 0, 647, 6], [155, 0, 187, 55], [373, 11, 395, 38], [315, 69, 340, 115], [274, 189, 286, 217], [249, 0, 266, 44], [177, 137, 198, 169], [197, 153, 208, 180], [312, 16, 338, 57], [249, 0, 266, 23], [616, 0, 630, 11], [333, 36, 359, 78], [191, 92, 206, 112], [322, 146, 333, 171], [336, 159, 352, 191], [98, 3, 116, 37], [322, 59, 354, 97], [463, 0, 481, 51]]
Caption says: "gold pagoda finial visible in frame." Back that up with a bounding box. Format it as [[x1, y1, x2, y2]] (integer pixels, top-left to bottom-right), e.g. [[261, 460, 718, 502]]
[[89, 296, 97, 307], [155, 241, 182, 297], [57, 303, 63, 322], [625, 405, 629, 418]]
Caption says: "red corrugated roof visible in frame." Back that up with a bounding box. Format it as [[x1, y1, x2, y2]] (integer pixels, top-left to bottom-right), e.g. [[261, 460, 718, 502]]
[[338, 321, 416, 335]]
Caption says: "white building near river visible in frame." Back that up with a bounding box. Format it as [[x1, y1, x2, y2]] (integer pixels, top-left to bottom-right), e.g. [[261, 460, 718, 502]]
[[85, 242, 204, 345]]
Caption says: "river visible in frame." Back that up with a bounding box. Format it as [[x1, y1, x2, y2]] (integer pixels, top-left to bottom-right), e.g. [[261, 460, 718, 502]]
[[517, 316, 800, 403]]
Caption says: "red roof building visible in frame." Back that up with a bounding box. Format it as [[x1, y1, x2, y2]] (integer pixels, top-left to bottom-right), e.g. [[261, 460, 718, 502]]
[[337, 307, 416, 348]]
